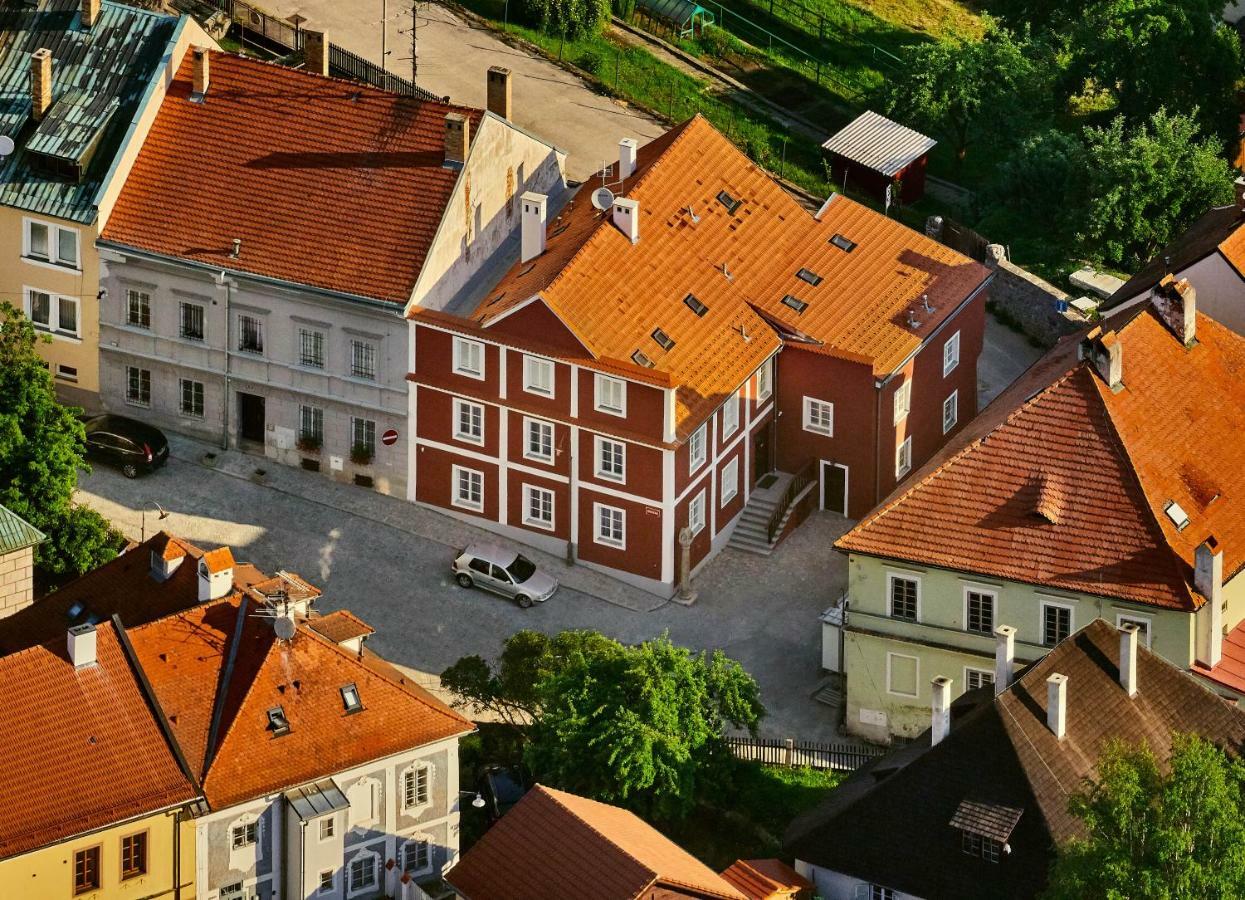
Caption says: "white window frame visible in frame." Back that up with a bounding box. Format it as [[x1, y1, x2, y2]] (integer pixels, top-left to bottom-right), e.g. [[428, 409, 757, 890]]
[[964, 667, 994, 692], [962, 585, 997, 636], [803, 397, 833, 436], [452, 465, 484, 512], [688, 424, 707, 473], [400, 835, 434, 876], [886, 571, 921, 623], [126, 288, 152, 330], [522, 416, 554, 463], [401, 762, 432, 812], [179, 379, 205, 419], [688, 490, 706, 536], [593, 502, 625, 549], [943, 390, 958, 434], [522, 354, 555, 397], [721, 391, 740, 437], [318, 869, 335, 895], [895, 436, 912, 479], [522, 484, 555, 531], [318, 816, 335, 842], [125, 366, 151, 407], [347, 849, 379, 896], [757, 358, 773, 401], [720, 457, 738, 505], [1040, 599, 1076, 647], [453, 398, 485, 445], [944, 330, 961, 376], [893, 379, 911, 425], [56, 364, 78, 383], [22, 217, 80, 271], [25, 286, 79, 339], [885, 651, 920, 698], [594, 373, 627, 417], [594, 436, 626, 482], [346, 777, 379, 827], [1115, 612, 1153, 648], [452, 336, 485, 379]]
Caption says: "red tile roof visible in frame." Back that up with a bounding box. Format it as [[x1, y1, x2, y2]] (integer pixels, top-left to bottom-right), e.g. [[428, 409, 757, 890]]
[[309, 609, 375, 644], [839, 306, 1245, 610], [201, 546, 235, 573], [0, 623, 196, 859], [1194, 620, 1245, 694], [720, 859, 812, 899], [101, 51, 484, 304], [446, 784, 747, 900]]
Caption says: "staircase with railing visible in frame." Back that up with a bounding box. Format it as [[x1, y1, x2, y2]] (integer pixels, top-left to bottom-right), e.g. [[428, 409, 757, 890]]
[[727, 461, 817, 556]]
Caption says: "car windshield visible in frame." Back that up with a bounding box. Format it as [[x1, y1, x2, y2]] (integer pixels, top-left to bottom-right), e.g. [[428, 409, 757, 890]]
[[507, 555, 537, 583]]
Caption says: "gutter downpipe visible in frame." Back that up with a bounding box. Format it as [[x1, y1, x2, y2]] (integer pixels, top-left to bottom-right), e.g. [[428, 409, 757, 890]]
[[173, 807, 181, 900], [221, 271, 231, 450]]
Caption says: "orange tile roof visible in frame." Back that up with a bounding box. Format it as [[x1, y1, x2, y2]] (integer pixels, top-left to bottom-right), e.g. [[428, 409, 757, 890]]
[[309, 609, 375, 645], [1193, 619, 1245, 694], [201, 546, 235, 574], [101, 51, 483, 304], [447, 784, 747, 900], [720, 859, 812, 899], [0, 623, 196, 859], [839, 306, 1245, 609]]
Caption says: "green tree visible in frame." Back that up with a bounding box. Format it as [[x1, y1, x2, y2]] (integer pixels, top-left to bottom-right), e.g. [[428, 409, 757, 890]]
[[0, 303, 118, 580], [521, 0, 610, 41], [1046, 734, 1245, 900], [988, 127, 1089, 238]]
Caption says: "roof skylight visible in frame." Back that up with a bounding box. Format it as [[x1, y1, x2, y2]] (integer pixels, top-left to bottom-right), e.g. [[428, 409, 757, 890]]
[[341, 683, 362, 713], [267, 706, 291, 736], [716, 190, 742, 215], [1163, 500, 1190, 531], [781, 295, 809, 314], [796, 268, 823, 286], [652, 328, 675, 350], [830, 233, 857, 252], [684, 293, 708, 317], [631, 350, 655, 368]]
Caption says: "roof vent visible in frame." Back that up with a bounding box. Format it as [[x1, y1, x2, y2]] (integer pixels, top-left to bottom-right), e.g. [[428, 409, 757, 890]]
[[907, 310, 920, 329], [921, 293, 934, 313], [829, 233, 856, 252], [229, 238, 241, 259], [683, 293, 707, 317], [781, 295, 808, 314], [1163, 500, 1190, 531]]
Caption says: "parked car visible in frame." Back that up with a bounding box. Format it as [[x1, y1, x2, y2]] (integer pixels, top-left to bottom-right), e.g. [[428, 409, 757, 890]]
[[82, 415, 169, 478], [451, 543, 557, 608], [476, 765, 527, 824]]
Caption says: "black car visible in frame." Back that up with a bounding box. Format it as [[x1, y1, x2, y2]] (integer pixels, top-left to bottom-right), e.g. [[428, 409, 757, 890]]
[[83, 415, 169, 478]]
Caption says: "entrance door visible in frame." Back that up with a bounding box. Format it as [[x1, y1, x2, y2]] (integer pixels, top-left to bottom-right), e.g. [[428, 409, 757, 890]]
[[821, 462, 848, 515], [753, 427, 772, 481], [238, 392, 265, 443]]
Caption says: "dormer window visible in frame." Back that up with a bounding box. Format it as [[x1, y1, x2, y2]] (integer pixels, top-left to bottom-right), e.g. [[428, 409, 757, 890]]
[[267, 706, 291, 736], [340, 683, 362, 713], [950, 800, 1021, 865]]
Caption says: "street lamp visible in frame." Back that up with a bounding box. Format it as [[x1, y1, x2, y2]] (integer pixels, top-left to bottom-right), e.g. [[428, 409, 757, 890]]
[[141, 501, 169, 542], [459, 790, 486, 809]]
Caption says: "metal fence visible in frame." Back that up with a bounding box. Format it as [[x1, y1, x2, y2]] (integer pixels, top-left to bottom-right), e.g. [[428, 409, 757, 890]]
[[726, 736, 885, 772]]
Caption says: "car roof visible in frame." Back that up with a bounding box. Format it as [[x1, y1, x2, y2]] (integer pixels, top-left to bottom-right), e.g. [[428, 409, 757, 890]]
[[86, 415, 165, 442], [465, 543, 519, 567]]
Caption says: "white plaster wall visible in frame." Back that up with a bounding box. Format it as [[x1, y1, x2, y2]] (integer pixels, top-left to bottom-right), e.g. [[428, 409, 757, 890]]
[[795, 860, 923, 900], [1177, 252, 1245, 335]]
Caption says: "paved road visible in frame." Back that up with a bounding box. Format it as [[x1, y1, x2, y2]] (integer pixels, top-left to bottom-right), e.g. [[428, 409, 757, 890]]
[[266, 0, 666, 181]]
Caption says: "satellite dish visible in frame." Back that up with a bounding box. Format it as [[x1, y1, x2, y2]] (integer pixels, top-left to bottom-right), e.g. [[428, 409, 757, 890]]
[[273, 616, 296, 642], [0, 136, 13, 158], [591, 187, 615, 211]]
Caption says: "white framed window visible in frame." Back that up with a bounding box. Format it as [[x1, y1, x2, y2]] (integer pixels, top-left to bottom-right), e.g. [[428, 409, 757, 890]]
[[895, 436, 912, 479], [126, 366, 151, 407], [319, 816, 335, 842], [350, 339, 377, 380], [348, 851, 378, 894], [180, 379, 205, 418], [965, 667, 994, 691], [402, 764, 431, 811], [230, 821, 258, 850], [943, 390, 958, 434], [452, 465, 484, 512], [688, 490, 706, 536], [179, 301, 205, 341], [453, 399, 484, 445], [23, 218, 79, 269], [893, 379, 911, 425], [452, 336, 484, 379], [944, 330, 961, 376], [887, 573, 920, 622], [721, 391, 740, 437], [595, 436, 625, 481], [299, 405, 324, 443], [870, 887, 896, 900], [318, 869, 335, 894], [964, 587, 996, 635], [594, 503, 625, 549], [803, 397, 833, 436], [594, 373, 626, 416], [220, 883, 244, 900], [26, 287, 79, 338], [351, 417, 376, 457], [523, 355, 554, 397], [237, 314, 264, 354], [757, 358, 773, 401], [886, 652, 919, 698], [401, 837, 432, 875], [55, 364, 77, 383], [126, 289, 152, 329], [688, 424, 707, 473], [298, 327, 326, 368], [720, 457, 738, 505], [522, 484, 555, 530], [346, 778, 378, 826], [1116, 612, 1152, 648], [523, 417, 553, 462], [1042, 600, 1075, 646]]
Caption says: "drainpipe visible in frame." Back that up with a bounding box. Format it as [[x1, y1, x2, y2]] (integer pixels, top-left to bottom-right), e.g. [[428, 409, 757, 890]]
[[219, 271, 231, 450], [873, 379, 883, 512], [173, 808, 180, 900]]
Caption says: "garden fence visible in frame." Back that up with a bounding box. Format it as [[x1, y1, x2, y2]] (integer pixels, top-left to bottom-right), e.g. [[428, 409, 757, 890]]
[[726, 735, 885, 772]]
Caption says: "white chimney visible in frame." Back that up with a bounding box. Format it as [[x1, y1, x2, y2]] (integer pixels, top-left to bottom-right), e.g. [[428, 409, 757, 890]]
[[520, 192, 547, 263], [68, 623, 97, 668], [1195, 538, 1224, 669], [1119, 623, 1139, 698], [198, 548, 235, 602], [1046, 673, 1067, 740], [612, 196, 639, 244], [930, 676, 952, 747], [618, 138, 638, 181], [994, 625, 1016, 696]]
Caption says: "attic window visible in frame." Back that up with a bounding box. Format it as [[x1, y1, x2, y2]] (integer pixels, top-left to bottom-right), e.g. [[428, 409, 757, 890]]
[[716, 190, 742, 214], [267, 706, 291, 737], [652, 328, 675, 350], [1164, 500, 1190, 531], [684, 293, 708, 317], [950, 799, 1022, 865], [341, 683, 362, 713], [631, 350, 655, 368], [796, 268, 823, 286], [781, 295, 809, 314], [830, 233, 857, 252]]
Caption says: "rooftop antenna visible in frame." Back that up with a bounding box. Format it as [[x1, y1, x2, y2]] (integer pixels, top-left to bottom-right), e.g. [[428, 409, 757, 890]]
[[1163, 255, 1171, 275], [686, 204, 700, 224], [737, 325, 751, 343], [591, 159, 623, 212], [721, 261, 732, 281]]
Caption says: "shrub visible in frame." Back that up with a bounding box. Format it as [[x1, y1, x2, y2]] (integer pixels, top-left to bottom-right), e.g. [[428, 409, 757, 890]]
[[350, 442, 374, 466]]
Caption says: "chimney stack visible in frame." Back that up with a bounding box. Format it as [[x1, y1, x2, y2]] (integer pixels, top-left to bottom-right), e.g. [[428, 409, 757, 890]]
[[1119, 623, 1139, 698], [68, 623, 97, 668], [1236, 176, 1245, 213], [930, 676, 952, 747], [618, 138, 638, 181], [1196, 538, 1224, 669], [192, 47, 210, 98], [444, 113, 469, 168], [1046, 673, 1067, 740], [994, 625, 1016, 696], [612, 196, 639, 244], [520, 192, 547, 263], [303, 30, 329, 77], [1082, 328, 1123, 391], [486, 66, 512, 119], [1152, 275, 1197, 347], [30, 49, 52, 123], [81, 0, 100, 29], [198, 547, 235, 603]]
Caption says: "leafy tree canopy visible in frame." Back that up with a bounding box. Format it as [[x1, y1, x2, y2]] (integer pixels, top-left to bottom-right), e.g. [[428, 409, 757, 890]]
[[521, 0, 610, 40]]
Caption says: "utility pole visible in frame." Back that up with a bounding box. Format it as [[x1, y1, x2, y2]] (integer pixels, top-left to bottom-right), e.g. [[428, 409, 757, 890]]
[[381, 0, 389, 91], [399, 2, 420, 84]]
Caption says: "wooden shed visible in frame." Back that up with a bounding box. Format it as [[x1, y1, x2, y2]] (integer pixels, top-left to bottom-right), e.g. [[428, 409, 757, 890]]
[[822, 110, 936, 205]]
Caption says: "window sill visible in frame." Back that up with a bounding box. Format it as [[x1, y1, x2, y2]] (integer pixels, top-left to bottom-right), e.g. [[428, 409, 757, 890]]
[[523, 387, 555, 399], [346, 373, 379, 385], [523, 518, 556, 532], [595, 471, 625, 483], [125, 400, 151, 409], [594, 538, 625, 550], [595, 406, 626, 418], [523, 454, 554, 465], [22, 255, 81, 275], [34, 328, 82, 344], [802, 426, 833, 437], [453, 433, 485, 447], [452, 368, 485, 381], [721, 492, 738, 506], [451, 500, 484, 513]]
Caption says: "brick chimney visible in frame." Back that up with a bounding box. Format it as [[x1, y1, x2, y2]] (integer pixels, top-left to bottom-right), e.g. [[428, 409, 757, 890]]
[[444, 113, 469, 168], [1195, 537, 1224, 669], [81, 0, 100, 28], [993, 624, 1016, 696], [1152, 274, 1196, 347], [520, 192, 547, 263], [930, 676, 952, 747], [192, 47, 210, 98], [486, 66, 511, 119], [1046, 673, 1067, 739], [1081, 327, 1123, 391], [30, 49, 52, 123], [304, 30, 329, 77]]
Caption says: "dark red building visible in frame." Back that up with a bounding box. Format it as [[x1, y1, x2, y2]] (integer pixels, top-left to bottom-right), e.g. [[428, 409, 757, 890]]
[[821, 110, 936, 205]]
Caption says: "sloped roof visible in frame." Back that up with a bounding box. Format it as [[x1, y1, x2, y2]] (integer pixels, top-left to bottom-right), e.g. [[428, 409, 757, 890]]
[[1193, 618, 1245, 694], [447, 784, 747, 900], [821, 110, 937, 177], [786, 619, 1245, 899], [101, 50, 484, 304], [0, 622, 196, 860], [309, 608, 375, 645], [838, 306, 1245, 609], [0, 504, 44, 555], [719, 859, 812, 899]]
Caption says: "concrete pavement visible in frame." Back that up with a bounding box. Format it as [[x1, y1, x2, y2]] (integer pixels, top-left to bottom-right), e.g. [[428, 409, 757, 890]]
[[978, 311, 1044, 409]]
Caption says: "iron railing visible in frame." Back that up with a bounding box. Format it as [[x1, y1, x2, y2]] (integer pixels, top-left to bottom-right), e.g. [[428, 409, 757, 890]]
[[726, 735, 885, 771]]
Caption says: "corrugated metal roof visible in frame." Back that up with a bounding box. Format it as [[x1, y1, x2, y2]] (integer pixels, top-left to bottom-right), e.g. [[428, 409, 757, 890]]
[[0, 505, 44, 556], [636, 0, 712, 28], [285, 778, 350, 822], [821, 110, 936, 178], [0, 0, 177, 223]]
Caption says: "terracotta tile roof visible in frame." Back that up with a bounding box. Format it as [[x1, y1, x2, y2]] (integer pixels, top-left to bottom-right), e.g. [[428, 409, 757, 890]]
[[0, 622, 196, 859], [309, 609, 375, 645], [101, 51, 483, 304], [201, 546, 235, 574], [786, 619, 1245, 899], [1193, 619, 1245, 694], [838, 306, 1245, 609], [447, 784, 747, 900], [719, 859, 812, 899]]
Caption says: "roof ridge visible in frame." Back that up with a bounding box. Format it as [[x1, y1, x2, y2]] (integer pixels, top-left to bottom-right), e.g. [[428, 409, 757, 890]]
[[537, 786, 661, 885]]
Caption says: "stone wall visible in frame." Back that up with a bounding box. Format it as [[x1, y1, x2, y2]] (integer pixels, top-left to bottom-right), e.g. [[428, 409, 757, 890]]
[[983, 245, 1084, 348], [0, 546, 34, 617]]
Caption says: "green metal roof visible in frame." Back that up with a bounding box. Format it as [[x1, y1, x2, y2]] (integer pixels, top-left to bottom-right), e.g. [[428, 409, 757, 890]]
[[636, 0, 714, 30], [0, 0, 178, 224], [0, 505, 44, 555]]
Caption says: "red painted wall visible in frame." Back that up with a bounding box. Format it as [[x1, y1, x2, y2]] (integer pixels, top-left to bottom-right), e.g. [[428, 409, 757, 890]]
[[505, 409, 572, 478], [506, 469, 571, 541], [576, 368, 667, 444], [414, 444, 499, 522], [576, 429, 663, 500], [416, 385, 501, 459], [488, 299, 588, 356], [576, 488, 664, 581]]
